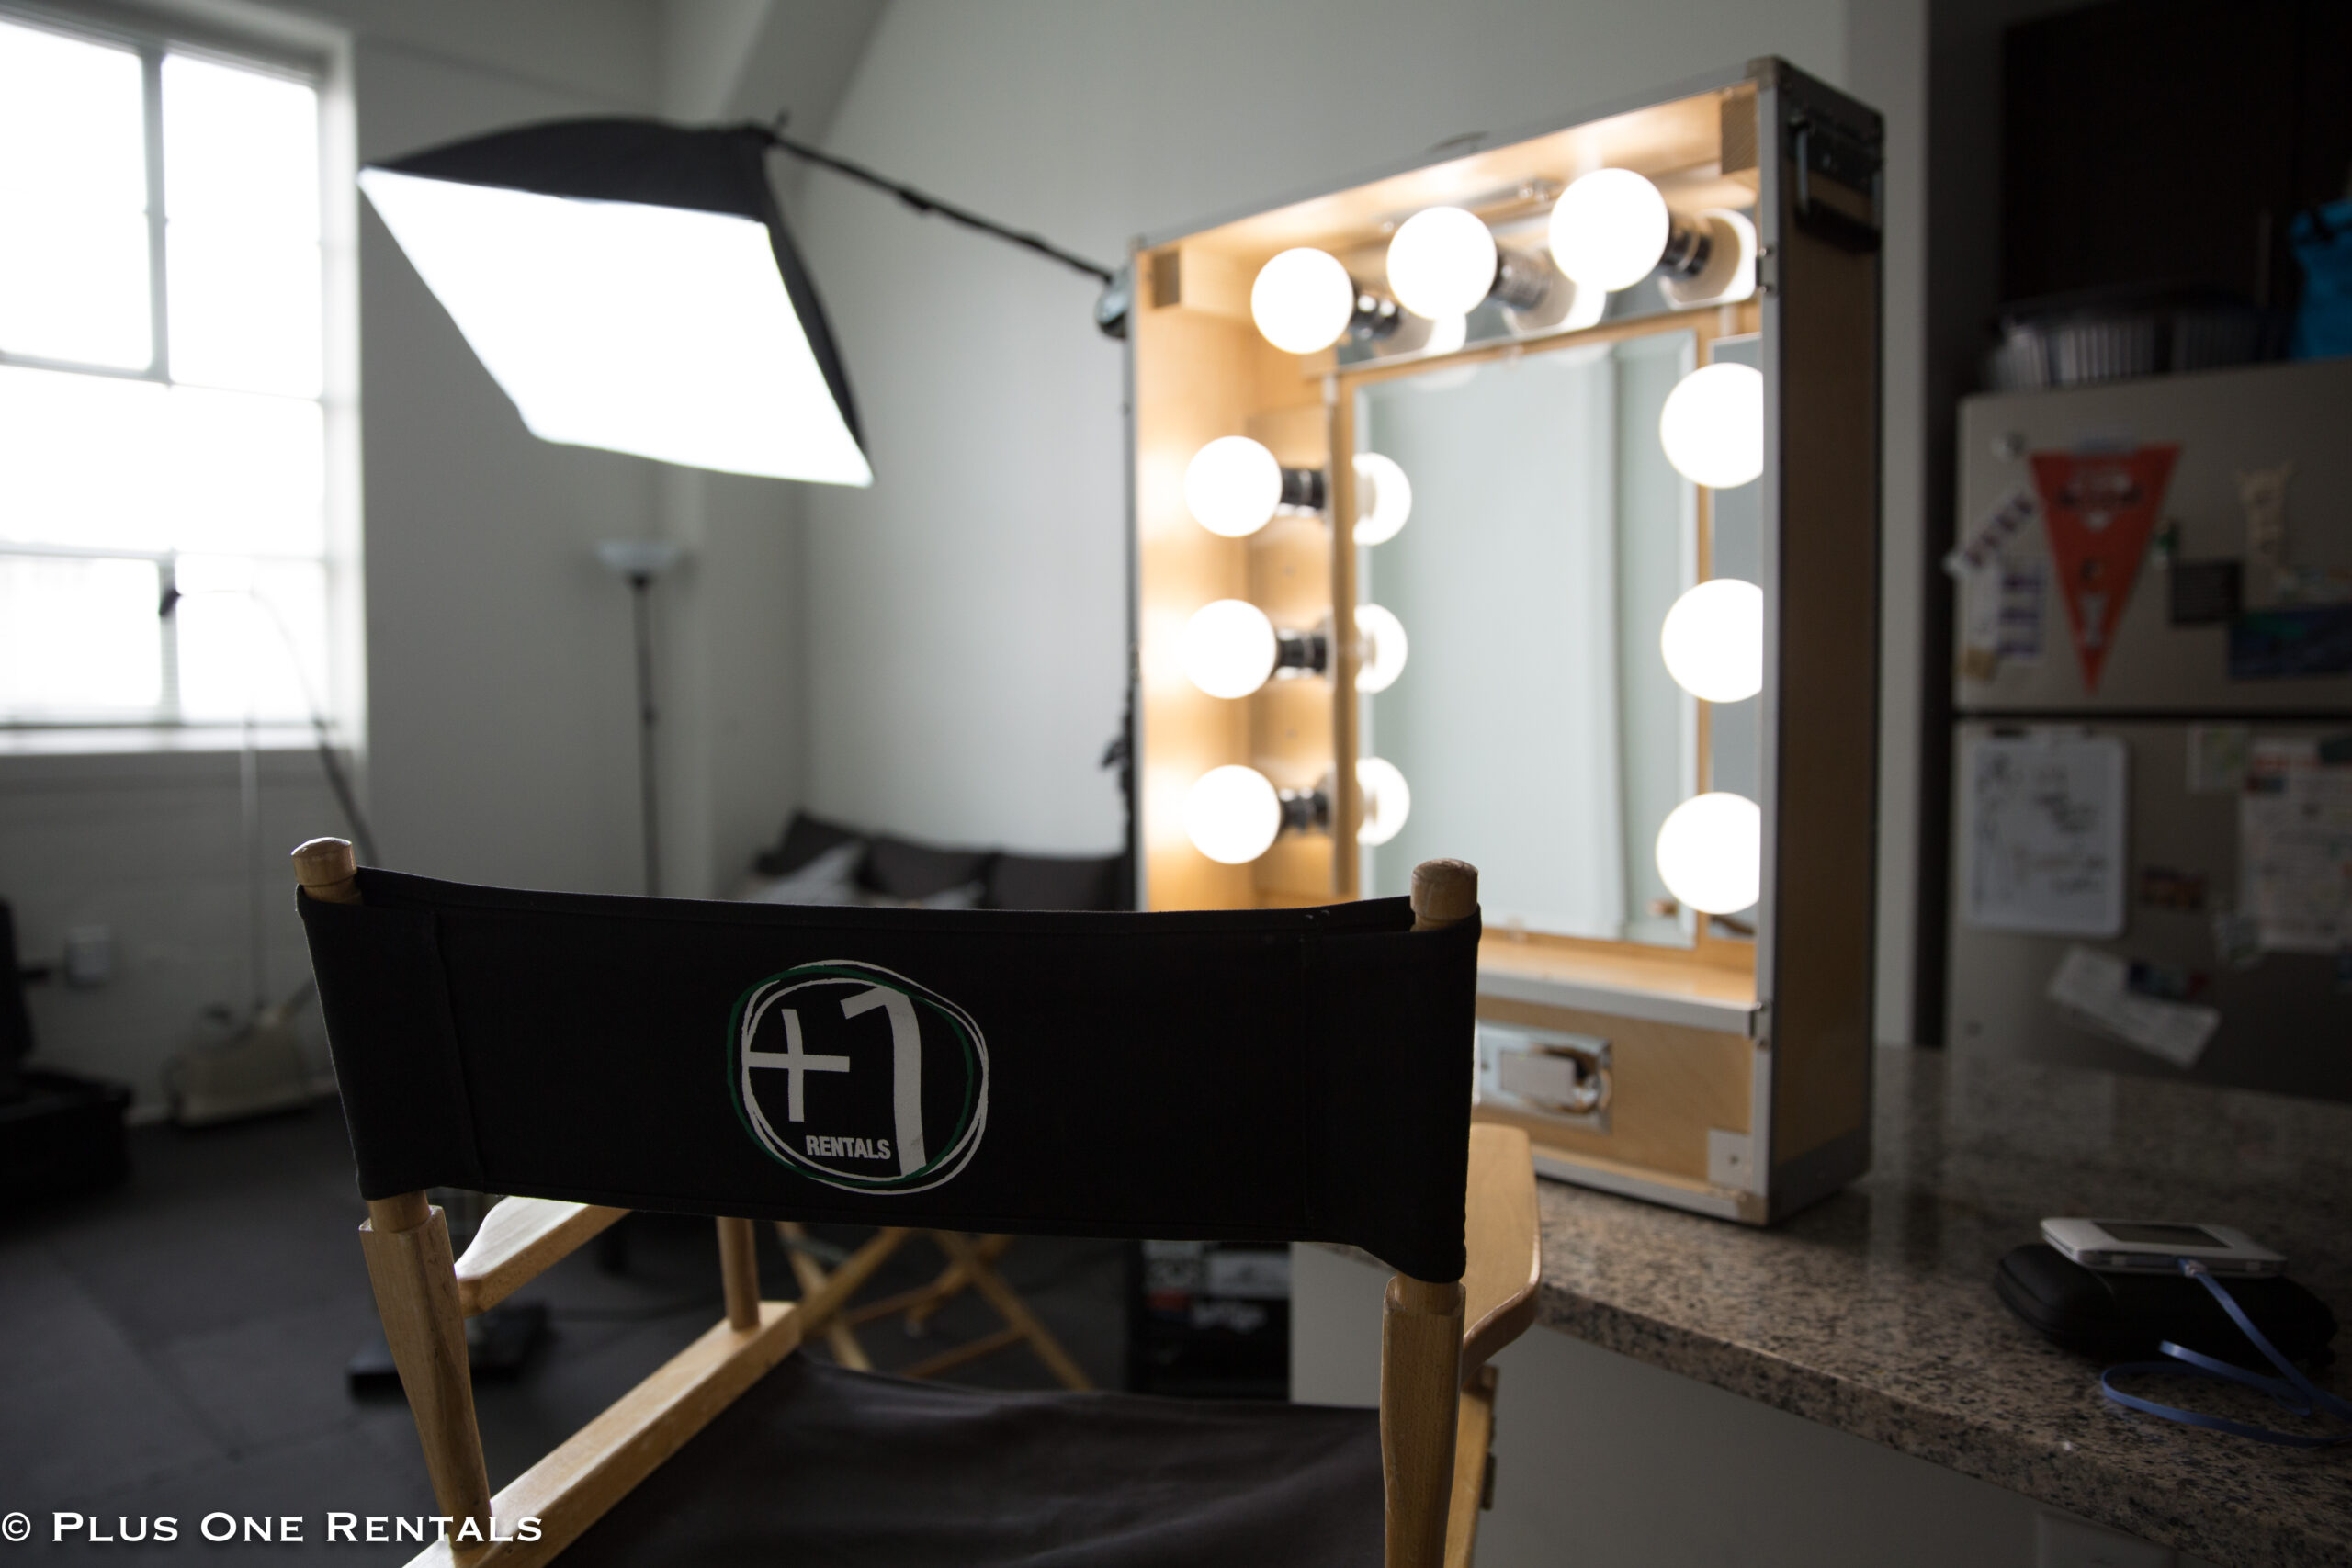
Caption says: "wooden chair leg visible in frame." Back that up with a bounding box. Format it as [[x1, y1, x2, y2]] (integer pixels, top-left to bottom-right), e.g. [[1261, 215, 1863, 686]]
[[358, 1192, 493, 1535], [775, 1224, 910, 1336], [1443, 1364, 1498, 1568], [716, 1217, 762, 1332], [1381, 1274, 1464, 1568], [933, 1230, 1093, 1391], [898, 1324, 1026, 1380], [903, 1232, 1013, 1330], [776, 1222, 875, 1371]]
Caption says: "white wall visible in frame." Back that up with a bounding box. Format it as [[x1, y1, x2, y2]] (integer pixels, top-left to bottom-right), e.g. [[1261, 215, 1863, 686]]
[[6, 0, 2045, 1108], [3, 745, 345, 1107], [795, 0, 1850, 855], [795, 0, 1993, 1026], [4, 0, 852, 1110], [351, 39, 661, 896]]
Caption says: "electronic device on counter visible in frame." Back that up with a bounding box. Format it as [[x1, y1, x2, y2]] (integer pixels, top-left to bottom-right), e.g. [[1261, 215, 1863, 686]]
[[2041, 1218, 2286, 1277]]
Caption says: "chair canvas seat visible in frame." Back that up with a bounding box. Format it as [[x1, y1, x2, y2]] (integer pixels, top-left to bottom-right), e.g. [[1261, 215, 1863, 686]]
[[560, 1353, 1382, 1567]]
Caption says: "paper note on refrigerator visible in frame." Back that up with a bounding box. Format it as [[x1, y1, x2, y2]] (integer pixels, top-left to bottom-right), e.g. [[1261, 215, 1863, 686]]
[[2240, 739, 2352, 953], [1962, 733, 2129, 936], [2047, 946, 2220, 1068]]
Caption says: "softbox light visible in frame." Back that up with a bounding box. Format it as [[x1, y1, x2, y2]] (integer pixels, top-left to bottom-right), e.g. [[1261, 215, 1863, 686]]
[[360, 118, 870, 485]]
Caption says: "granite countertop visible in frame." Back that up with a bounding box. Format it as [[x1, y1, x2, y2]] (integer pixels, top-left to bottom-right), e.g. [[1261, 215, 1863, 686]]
[[1532, 1044, 2351, 1568]]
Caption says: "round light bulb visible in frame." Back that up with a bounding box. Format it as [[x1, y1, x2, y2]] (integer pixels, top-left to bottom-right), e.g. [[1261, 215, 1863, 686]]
[[1184, 436, 1283, 537], [1419, 312, 1468, 356], [1546, 168, 1671, 293], [1658, 362, 1765, 489], [1180, 600, 1279, 699], [1250, 247, 1355, 355], [1357, 756, 1412, 848], [1352, 452, 1413, 546], [1385, 207, 1498, 320], [1354, 603, 1409, 694], [1659, 579, 1763, 703], [1655, 792, 1761, 915], [1185, 764, 1283, 864]]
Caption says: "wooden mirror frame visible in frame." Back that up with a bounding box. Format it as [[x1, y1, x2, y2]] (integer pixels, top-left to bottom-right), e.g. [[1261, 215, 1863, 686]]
[[1125, 57, 1880, 1221]]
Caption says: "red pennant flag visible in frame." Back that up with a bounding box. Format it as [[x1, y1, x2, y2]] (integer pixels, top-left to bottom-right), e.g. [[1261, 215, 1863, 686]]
[[2030, 444, 2178, 692]]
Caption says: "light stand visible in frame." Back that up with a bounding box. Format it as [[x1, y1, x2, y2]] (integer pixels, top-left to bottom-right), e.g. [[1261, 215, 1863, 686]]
[[596, 540, 684, 896], [365, 111, 1137, 899]]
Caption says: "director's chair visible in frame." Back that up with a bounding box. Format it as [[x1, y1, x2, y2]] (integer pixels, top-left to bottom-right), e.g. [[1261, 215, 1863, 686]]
[[294, 838, 1539, 1567], [775, 1223, 1093, 1387]]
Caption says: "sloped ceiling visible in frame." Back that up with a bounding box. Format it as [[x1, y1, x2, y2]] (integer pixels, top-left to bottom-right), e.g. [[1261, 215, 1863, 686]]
[[658, 0, 886, 132]]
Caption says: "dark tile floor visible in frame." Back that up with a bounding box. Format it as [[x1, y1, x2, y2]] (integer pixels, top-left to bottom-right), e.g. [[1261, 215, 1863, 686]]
[[0, 1105, 1126, 1562]]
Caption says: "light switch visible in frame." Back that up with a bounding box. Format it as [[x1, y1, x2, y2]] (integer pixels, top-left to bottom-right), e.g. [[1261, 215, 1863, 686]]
[[63, 925, 113, 987]]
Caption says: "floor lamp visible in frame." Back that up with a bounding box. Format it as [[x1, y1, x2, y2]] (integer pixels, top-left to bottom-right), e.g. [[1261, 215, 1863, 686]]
[[359, 118, 1136, 901], [597, 539, 684, 897]]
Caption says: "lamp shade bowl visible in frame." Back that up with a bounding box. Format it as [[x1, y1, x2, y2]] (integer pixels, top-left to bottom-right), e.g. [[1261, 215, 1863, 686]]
[[1354, 602, 1409, 694], [1185, 765, 1283, 864], [1180, 599, 1279, 699], [1356, 756, 1412, 847], [1351, 451, 1413, 545], [1658, 361, 1764, 489], [1655, 792, 1760, 915], [1250, 247, 1355, 355], [1546, 168, 1670, 293], [1183, 436, 1283, 537], [1659, 578, 1763, 703], [1386, 206, 1497, 320]]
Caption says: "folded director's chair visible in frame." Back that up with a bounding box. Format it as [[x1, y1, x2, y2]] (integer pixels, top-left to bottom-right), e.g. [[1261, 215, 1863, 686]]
[[774, 1223, 1095, 1388], [294, 838, 1539, 1567]]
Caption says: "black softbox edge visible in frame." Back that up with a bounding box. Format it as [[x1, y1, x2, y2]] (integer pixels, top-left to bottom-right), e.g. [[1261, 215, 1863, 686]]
[[370, 118, 863, 454]]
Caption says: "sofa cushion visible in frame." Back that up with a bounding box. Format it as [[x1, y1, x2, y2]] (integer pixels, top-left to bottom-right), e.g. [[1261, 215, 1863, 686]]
[[752, 812, 866, 878], [861, 834, 996, 900], [987, 852, 1124, 911]]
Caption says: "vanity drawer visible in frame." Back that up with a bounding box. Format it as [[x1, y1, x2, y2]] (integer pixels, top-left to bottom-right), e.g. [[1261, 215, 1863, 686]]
[[1475, 994, 1767, 1220]]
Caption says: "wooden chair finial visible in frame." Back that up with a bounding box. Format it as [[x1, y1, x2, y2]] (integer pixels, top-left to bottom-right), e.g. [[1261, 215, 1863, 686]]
[[1408, 859, 1478, 931], [293, 837, 360, 905]]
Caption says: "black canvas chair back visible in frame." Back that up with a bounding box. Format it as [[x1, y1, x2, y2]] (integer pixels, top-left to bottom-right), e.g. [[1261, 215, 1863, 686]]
[[290, 840, 1531, 1568], [300, 864, 1480, 1280]]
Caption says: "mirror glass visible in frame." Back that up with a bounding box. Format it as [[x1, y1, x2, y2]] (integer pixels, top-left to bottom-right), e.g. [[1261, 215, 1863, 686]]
[[1704, 333, 1762, 823], [1357, 327, 1759, 947]]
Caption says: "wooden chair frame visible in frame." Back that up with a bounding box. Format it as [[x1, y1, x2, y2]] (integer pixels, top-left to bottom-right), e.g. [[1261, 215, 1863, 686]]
[[294, 840, 1541, 1568], [775, 1224, 1094, 1389]]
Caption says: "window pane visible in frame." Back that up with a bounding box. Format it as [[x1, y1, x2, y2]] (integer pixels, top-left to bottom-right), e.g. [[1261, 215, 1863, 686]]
[[174, 555, 326, 723], [0, 555, 164, 714], [166, 225, 321, 395], [0, 366, 170, 550], [0, 200, 153, 367], [166, 386, 325, 556], [0, 370, 322, 558], [163, 54, 317, 237], [0, 20, 146, 211]]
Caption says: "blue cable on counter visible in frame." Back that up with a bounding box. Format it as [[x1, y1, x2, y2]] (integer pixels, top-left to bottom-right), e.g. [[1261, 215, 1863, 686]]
[[2100, 1258, 2352, 1448]]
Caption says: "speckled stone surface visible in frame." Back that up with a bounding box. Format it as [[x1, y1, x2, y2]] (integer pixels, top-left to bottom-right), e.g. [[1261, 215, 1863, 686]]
[[1529, 1045, 2351, 1568]]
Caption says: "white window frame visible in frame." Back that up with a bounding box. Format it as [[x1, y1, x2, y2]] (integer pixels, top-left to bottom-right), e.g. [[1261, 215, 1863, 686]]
[[0, 0, 362, 754]]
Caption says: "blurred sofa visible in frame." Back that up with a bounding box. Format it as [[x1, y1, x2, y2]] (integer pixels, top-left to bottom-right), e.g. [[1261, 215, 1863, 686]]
[[738, 811, 1126, 912]]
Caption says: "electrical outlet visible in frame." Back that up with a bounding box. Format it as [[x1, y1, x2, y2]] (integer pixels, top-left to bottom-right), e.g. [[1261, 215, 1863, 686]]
[[62, 925, 113, 987], [2037, 1512, 2175, 1568]]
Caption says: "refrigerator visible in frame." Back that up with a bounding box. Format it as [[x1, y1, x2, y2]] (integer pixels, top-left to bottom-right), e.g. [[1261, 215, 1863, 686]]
[[1947, 356, 2352, 1102]]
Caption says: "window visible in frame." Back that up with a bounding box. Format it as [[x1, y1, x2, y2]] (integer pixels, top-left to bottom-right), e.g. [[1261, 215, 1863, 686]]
[[0, 9, 348, 733]]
